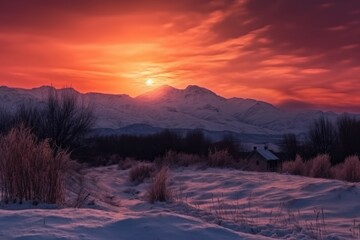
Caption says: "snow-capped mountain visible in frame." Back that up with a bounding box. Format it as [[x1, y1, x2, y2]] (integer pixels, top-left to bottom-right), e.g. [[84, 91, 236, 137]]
[[0, 85, 353, 139]]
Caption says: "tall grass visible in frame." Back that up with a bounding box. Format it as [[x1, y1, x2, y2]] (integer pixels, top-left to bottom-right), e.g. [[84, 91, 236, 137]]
[[129, 163, 155, 184], [147, 167, 171, 203], [208, 149, 235, 167], [0, 126, 71, 204], [158, 150, 203, 167]]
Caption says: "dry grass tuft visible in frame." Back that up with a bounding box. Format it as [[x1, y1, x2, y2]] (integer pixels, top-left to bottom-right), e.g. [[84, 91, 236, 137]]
[[208, 149, 235, 168], [156, 150, 203, 167], [129, 163, 155, 184], [147, 167, 171, 203], [118, 157, 137, 170], [0, 126, 71, 204]]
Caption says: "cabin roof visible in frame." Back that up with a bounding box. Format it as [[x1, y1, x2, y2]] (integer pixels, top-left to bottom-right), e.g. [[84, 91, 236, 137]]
[[254, 148, 279, 161]]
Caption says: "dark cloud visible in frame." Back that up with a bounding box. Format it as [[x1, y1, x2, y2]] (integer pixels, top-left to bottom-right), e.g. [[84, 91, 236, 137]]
[[213, 0, 360, 52], [278, 99, 360, 113], [277, 99, 317, 111], [0, 0, 232, 28]]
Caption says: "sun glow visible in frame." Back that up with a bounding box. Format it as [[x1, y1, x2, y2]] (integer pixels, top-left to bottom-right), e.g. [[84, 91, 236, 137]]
[[145, 78, 154, 86]]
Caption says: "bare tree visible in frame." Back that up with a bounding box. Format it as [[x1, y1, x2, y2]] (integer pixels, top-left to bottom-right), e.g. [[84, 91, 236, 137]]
[[337, 115, 360, 158], [2, 88, 95, 150], [280, 133, 299, 160], [307, 116, 336, 156], [43, 89, 95, 149], [0, 107, 13, 134], [13, 103, 44, 136]]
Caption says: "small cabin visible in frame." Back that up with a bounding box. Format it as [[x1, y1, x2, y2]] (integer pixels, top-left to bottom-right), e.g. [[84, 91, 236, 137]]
[[246, 146, 279, 172]]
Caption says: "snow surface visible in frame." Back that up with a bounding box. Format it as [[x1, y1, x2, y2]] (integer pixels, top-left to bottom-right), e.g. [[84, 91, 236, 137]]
[[1, 166, 359, 239]]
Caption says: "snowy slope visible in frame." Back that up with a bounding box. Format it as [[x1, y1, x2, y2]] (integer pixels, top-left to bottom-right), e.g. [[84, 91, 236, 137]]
[[0, 208, 264, 240], [0, 166, 359, 239], [0, 85, 355, 136]]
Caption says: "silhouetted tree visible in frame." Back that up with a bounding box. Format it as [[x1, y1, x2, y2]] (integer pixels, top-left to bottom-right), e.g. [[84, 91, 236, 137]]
[[307, 116, 336, 158], [1, 88, 95, 152], [43, 89, 95, 149], [183, 129, 210, 155], [13, 103, 44, 136], [337, 115, 360, 158], [280, 133, 299, 160], [0, 107, 13, 134], [75, 129, 245, 165], [212, 135, 240, 158]]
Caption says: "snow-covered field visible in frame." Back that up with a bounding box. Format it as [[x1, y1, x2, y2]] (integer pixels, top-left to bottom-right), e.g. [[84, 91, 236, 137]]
[[1, 166, 359, 239]]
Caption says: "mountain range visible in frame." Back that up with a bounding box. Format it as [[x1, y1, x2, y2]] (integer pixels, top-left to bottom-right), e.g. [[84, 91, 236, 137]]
[[0, 85, 355, 144]]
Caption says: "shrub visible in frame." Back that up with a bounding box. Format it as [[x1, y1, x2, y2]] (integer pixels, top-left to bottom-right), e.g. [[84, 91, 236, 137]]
[[208, 149, 234, 167], [0, 126, 71, 204], [176, 153, 203, 167], [160, 150, 178, 166], [303, 159, 313, 177], [283, 154, 331, 178], [341, 155, 360, 182], [159, 150, 203, 167], [118, 157, 136, 170], [13, 103, 43, 136], [282, 155, 306, 175], [308, 154, 331, 178], [330, 163, 344, 180], [129, 163, 155, 184], [147, 167, 171, 203]]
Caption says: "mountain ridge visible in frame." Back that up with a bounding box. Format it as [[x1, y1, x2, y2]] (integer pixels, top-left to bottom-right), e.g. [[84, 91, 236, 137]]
[[0, 85, 358, 140]]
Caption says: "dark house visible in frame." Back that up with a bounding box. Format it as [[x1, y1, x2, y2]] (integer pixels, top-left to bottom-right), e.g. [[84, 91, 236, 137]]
[[246, 146, 280, 172]]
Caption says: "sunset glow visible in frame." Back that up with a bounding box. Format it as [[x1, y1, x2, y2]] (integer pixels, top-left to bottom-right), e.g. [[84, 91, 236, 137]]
[[145, 79, 154, 87], [0, 1, 359, 112]]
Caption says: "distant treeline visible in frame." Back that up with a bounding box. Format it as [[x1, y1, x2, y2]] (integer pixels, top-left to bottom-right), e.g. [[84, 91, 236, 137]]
[[73, 130, 241, 165], [281, 115, 360, 164]]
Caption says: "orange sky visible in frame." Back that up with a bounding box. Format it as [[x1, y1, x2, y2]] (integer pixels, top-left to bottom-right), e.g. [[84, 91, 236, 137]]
[[0, 0, 359, 112]]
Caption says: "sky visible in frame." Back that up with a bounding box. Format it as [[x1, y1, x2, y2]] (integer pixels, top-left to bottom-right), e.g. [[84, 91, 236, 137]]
[[0, 0, 359, 113]]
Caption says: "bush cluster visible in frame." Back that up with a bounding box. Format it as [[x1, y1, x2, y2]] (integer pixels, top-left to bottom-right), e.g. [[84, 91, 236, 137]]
[[282, 154, 360, 182], [129, 163, 155, 184]]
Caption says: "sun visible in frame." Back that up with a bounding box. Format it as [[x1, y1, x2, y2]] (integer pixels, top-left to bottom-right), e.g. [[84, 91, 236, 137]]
[[145, 78, 154, 86]]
